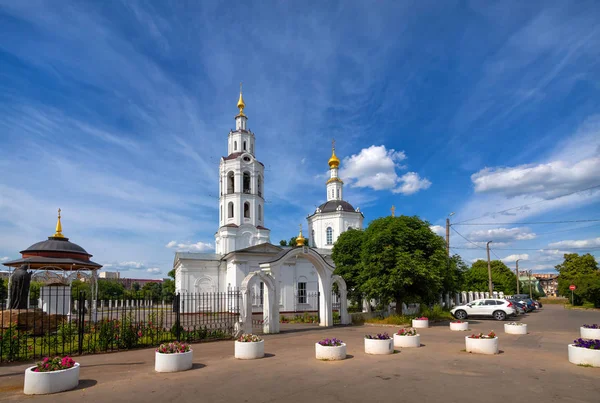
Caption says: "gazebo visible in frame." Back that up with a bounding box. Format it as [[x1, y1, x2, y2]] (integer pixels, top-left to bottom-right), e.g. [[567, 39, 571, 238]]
[[2, 209, 102, 315]]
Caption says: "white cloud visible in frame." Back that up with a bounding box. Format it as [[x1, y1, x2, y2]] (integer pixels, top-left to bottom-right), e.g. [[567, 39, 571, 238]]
[[471, 156, 600, 199], [468, 227, 536, 242], [430, 225, 445, 236], [118, 261, 145, 269], [0, 257, 9, 262], [548, 237, 600, 249], [501, 254, 529, 263], [166, 240, 213, 252], [340, 145, 430, 195], [393, 172, 432, 195], [147, 268, 161, 274]]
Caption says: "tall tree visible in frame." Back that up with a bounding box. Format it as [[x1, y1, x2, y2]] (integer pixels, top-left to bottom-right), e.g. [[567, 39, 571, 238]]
[[331, 228, 365, 303], [0, 278, 7, 302], [463, 260, 517, 294], [556, 253, 600, 306], [358, 216, 447, 314]]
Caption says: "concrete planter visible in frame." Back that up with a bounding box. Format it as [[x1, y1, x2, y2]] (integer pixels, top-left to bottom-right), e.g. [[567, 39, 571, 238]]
[[235, 340, 265, 359], [24, 363, 80, 395], [393, 334, 420, 348], [580, 327, 600, 339], [315, 343, 347, 360], [412, 319, 429, 329], [504, 323, 527, 335], [450, 322, 469, 331], [568, 344, 600, 367], [465, 336, 499, 355], [364, 338, 394, 355], [155, 350, 193, 372]]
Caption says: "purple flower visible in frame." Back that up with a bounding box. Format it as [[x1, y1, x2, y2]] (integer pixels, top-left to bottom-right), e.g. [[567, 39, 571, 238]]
[[582, 324, 599, 329], [573, 338, 600, 349]]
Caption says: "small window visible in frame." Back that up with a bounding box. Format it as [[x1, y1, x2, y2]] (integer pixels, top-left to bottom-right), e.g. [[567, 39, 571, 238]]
[[326, 227, 333, 245], [484, 300, 496, 306], [243, 141, 247, 151], [234, 141, 237, 151], [258, 204, 262, 221], [336, 188, 340, 198], [228, 202, 234, 218], [298, 282, 307, 304], [244, 202, 250, 218], [312, 230, 315, 246]]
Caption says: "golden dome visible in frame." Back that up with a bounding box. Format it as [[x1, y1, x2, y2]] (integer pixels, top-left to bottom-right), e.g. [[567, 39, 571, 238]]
[[328, 141, 340, 169], [52, 208, 65, 238], [237, 83, 245, 116], [296, 224, 306, 247]]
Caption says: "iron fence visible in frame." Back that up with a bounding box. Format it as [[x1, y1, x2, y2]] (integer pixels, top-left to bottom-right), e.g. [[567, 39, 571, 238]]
[[1, 286, 240, 363]]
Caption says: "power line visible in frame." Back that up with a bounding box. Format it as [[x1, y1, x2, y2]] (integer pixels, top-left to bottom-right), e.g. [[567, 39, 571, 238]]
[[533, 223, 600, 236], [453, 219, 600, 226], [451, 246, 600, 251], [450, 227, 485, 249], [452, 183, 600, 225]]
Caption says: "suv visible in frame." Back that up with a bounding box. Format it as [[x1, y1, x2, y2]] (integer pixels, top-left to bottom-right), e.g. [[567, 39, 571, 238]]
[[451, 299, 516, 321]]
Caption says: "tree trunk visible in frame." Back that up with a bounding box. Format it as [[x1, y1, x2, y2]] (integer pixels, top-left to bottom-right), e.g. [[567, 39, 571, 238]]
[[395, 298, 403, 315]]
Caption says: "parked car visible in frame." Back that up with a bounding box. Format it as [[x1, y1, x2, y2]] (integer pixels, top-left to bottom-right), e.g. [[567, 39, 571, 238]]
[[518, 298, 536, 311], [508, 300, 526, 315], [451, 299, 516, 321]]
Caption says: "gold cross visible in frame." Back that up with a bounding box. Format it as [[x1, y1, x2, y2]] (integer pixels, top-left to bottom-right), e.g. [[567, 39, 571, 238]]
[[391, 205, 395, 217]]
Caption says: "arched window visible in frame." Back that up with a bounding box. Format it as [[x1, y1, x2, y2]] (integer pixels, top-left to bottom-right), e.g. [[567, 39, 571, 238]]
[[234, 141, 237, 151], [243, 141, 247, 151], [257, 175, 262, 197], [244, 202, 250, 218], [258, 204, 262, 221], [336, 188, 340, 199], [243, 171, 251, 194], [228, 202, 234, 218], [326, 227, 333, 245], [227, 171, 235, 194]]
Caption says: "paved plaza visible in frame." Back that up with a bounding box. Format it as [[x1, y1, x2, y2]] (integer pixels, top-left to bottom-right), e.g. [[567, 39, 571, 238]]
[[0, 305, 598, 402]]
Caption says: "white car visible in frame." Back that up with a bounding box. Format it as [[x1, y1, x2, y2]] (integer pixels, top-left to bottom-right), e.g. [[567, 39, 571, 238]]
[[451, 299, 516, 321]]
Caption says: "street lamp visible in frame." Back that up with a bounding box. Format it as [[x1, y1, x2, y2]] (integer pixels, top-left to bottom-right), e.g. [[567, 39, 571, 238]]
[[515, 259, 521, 295], [446, 212, 455, 257], [486, 241, 493, 296]]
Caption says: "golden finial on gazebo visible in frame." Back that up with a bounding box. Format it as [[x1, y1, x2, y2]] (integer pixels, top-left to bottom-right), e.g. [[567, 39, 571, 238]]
[[237, 82, 246, 116], [296, 224, 306, 247], [53, 208, 65, 238]]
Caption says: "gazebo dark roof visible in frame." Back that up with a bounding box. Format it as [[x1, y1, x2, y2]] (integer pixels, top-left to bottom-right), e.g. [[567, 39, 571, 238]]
[[21, 237, 91, 257]]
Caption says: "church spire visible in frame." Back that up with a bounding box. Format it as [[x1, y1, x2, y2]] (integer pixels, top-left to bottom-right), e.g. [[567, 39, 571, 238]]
[[328, 139, 340, 169], [52, 208, 65, 238], [296, 224, 306, 247], [237, 82, 246, 116]]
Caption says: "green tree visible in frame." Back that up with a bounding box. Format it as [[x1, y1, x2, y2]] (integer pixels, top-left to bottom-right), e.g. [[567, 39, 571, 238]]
[[463, 260, 517, 294], [97, 279, 125, 300], [0, 278, 7, 302], [358, 216, 447, 314], [167, 269, 176, 280], [556, 253, 600, 306], [279, 240, 287, 246], [132, 282, 141, 292], [162, 278, 175, 301], [331, 228, 365, 303], [142, 282, 162, 301], [445, 254, 468, 293]]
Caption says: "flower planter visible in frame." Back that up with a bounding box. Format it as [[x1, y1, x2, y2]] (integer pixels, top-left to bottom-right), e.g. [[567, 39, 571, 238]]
[[465, 337, 499, 355], [393, 334, 420, 348], [504, 323, 527, 335], [315, 343, 347, 360], [364, 338, 394, 355], [568, 344, 600, 367], [235, 340, 265, 359], [155, 350, 193, 372], [580, 327, 600, 340], [450, 322, 469, 331], [412, 319, 429, 329], [24, 363, 80, 395]]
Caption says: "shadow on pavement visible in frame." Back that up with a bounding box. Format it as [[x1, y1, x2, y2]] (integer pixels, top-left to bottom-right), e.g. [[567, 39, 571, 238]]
[[74, 379, 98, 390]]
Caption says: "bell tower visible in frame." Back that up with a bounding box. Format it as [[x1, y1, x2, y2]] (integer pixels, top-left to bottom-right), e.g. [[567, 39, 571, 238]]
[[215, 86, 270, 254]]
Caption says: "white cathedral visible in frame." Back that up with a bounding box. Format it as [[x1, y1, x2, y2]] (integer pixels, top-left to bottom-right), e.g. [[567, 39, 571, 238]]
[[173, 89, 363, 315]]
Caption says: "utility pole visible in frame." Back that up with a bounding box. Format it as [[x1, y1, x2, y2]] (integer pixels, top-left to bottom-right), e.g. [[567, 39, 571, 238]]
[[528, 270, 533, 299], [446, 212, 454, 257], [515, 259, 521, 295], [487, 241, 493, 296]]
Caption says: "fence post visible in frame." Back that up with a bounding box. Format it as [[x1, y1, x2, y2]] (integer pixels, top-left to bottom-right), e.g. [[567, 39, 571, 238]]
[[317, 291, 320, 324], [77, 291, 85, 355], [174, 293, 181, 341]]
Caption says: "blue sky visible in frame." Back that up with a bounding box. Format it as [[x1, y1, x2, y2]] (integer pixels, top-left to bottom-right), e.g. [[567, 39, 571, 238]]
[[1, 1, 599, 278]]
